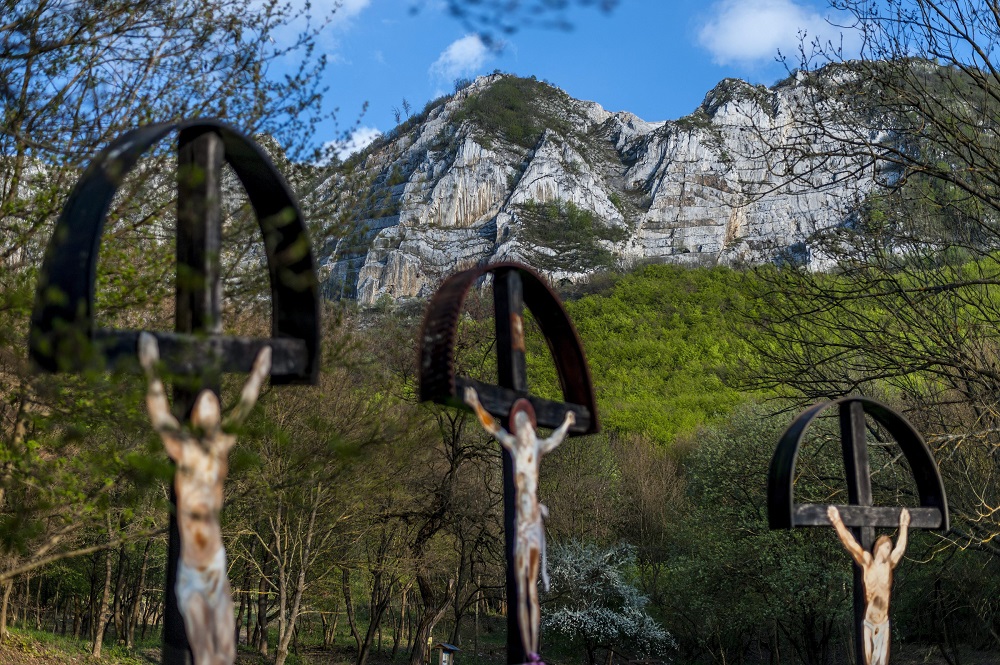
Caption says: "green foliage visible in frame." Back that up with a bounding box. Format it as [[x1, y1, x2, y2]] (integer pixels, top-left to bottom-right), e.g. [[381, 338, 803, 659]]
[[453, 75, 574, 149], [858, 168, 990, 258], [527, 263, 761, 444], [701, 78, 773, 117], [2, 627, 153, 664], [518, 199, 628, 272], [385, 165, 407, 187], [658, 406, 854, 665], [608, 192, 625, 216], [673, 109, 714, 132], [648, 400, 1000, 663]]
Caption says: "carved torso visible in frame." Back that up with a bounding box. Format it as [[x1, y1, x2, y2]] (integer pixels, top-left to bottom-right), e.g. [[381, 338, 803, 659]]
[[862, 553, 894, 623]]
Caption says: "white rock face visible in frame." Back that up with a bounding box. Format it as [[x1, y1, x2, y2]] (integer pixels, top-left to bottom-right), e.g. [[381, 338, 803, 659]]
[[320, 73, 874, 304]]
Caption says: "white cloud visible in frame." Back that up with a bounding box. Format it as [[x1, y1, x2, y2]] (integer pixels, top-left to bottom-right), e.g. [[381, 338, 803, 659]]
[[325, 0, 371, 26], [259, 0, 371, 51], [253, 0, 370, 23], [282, 0, 369, 26], [698, 0, 859, 66], [329, 126, 381, 161], [429, 34, 491, 83]]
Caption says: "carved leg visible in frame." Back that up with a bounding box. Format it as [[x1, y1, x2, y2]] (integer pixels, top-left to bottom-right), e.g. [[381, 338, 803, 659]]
[[212, 573, 236, 665], [537, 514, 550, 593], [527, 545, 541, 656], [514, 545, 532, 658]]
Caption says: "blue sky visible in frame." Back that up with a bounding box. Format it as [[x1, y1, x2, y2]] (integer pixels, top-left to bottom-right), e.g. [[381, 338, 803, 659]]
[[304, 0, 862, 157]]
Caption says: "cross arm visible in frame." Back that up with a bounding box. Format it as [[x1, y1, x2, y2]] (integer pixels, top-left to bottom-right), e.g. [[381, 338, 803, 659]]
[[792, 504, 943, 529], [95, 331, 305, 378], [455, 378, 591, 433]]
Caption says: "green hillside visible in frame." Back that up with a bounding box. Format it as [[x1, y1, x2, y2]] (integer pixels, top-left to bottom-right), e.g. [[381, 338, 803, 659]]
[[526, 263, 760, 443]]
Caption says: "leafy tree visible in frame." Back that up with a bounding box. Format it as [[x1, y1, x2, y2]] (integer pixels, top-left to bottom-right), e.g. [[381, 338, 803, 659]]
[[518, 199, 628, 272], [770, 2, 1000, 225], [0, 0, 339, 649], [739, 0, 1000, 554], [668, 406, 853, 665], [0, 0, 331, 274]]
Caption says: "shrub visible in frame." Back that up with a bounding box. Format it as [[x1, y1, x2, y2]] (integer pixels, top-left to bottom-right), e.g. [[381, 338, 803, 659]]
[[543, 540, 676, 663], [454, 75, 573, 149], [518, 199, 628, 272]]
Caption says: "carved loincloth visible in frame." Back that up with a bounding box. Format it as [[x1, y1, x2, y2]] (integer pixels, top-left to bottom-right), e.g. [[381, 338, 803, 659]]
[[176, 546, 227, 607], [863, 617, 890, 665], [176, 545, 235, 664]]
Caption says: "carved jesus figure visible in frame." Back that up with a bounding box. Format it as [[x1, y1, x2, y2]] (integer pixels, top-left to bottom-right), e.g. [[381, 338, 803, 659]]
[[828, 506, 911, 665], [139, 332, 271, 665], [464, 386, 574, 659]]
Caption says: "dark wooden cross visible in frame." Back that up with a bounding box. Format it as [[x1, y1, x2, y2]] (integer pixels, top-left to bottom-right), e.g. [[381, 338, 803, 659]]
[[30, 120, 320, 665], [768, 396, 948, 665], [420, 262, 599, 664]]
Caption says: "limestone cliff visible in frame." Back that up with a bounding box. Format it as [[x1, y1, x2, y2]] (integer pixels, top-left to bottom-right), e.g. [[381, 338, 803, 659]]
[[319, 71, 874, 305]]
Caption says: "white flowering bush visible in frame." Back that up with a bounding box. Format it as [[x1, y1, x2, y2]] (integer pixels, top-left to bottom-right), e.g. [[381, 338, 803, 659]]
[[542, 540, 676, 663]]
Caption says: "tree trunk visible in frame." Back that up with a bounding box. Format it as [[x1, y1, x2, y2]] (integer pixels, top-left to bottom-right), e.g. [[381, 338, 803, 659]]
[[407, 604, 416, 652], [274, 492, 319, 665], [91, 546, 114, 658], [72, 595, 81, 639], [357, 578, 394, 665], [322, 610, 340, 648], [86, 551, 100, 641], [112, 541, 127, 642], [408, 575, 454, 665], [474, 577, 479, 660], [33, 571, 42, 630], [140, 595, 154, 641], [343, 567, 362, 660], [255, 566, 269, 655], [273, 505, 290, 665], [245, 589, 253, 647], [0, 579, 13, 640], [449, 546, 470, 647], [22, 573, 30, 631], [126, 538, 151, 648], [392, 585, 407, 660], [48, 578, 61, 634], [234, 562, 251, 649], [234, 587, 246, 649], [51, 595, 60, 634]]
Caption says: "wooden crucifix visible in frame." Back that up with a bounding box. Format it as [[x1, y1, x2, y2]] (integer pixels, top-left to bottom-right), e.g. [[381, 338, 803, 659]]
[[768, 397, 948, 665], [30, 121, 320, 665], [419, 262, 599, 665]]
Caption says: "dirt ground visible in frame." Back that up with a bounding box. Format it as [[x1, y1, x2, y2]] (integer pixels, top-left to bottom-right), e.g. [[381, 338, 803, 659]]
[[893, 645, 997, 665], [2, 630, 998, 665]]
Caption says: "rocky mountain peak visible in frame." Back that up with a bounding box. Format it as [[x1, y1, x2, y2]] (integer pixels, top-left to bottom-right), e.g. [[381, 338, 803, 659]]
[[319, 71, 871, 305]]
